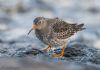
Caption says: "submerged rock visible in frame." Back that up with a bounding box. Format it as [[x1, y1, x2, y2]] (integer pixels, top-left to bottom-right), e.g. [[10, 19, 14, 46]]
[[0, 43, 100, 70], [64, 43, 100, 64], [0, 42, 100, 65]]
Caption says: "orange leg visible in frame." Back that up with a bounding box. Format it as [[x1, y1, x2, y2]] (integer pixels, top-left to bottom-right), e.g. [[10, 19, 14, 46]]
[[52, 47, 65, 58], [61, 47, 65, 57], [42, 45, 51, 52], [52, 44, 67, 58]]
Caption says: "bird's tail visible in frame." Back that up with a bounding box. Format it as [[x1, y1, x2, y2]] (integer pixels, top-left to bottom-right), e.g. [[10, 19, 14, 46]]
[[77, 24, 86, 31]]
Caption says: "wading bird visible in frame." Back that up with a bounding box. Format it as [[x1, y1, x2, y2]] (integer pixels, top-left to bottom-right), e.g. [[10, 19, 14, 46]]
[[28, 17, 85, 58]]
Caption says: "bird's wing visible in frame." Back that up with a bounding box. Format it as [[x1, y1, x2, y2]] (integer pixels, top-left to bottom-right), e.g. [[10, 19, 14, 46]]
[[52, 20, 80, 39]]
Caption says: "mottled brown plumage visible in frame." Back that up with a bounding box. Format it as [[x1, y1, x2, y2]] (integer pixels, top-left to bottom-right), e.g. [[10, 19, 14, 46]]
[[28, 17, 85, 58]]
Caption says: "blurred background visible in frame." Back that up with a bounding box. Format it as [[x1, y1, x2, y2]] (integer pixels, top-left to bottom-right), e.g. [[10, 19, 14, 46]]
[[0, 0, 100, 49], [0, 0, 100, 70]]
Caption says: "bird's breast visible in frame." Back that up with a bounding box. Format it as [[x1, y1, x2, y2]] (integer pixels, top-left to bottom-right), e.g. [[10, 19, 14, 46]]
[[35, 29, 67, 47], [35, 29, 50, 45]]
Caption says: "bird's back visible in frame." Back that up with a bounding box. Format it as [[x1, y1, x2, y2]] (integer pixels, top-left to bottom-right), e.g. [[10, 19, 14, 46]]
[[47, 18, 85, 39]]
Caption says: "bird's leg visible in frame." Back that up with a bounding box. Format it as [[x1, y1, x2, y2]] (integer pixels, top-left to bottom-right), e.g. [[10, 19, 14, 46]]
[[52, 44, 67, 58], [42, 45, 51, 52]]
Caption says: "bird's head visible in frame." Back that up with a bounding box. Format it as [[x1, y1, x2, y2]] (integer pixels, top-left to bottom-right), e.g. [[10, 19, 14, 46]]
[[28, 17, 47, 35]]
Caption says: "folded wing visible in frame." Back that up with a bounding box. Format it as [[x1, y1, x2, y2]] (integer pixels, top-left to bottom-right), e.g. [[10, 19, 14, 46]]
[[52, 20, 85, 39]]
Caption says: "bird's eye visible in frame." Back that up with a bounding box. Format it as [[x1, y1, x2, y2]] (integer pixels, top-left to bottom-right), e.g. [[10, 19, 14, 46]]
[[38, 20, 43, 24]]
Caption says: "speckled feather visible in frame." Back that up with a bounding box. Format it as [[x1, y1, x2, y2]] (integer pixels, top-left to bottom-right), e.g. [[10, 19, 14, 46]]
[[52, 21, 85, 39]]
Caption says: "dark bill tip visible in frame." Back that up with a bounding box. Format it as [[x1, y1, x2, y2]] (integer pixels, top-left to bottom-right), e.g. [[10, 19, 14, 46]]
[[27, 28, 33, 35]]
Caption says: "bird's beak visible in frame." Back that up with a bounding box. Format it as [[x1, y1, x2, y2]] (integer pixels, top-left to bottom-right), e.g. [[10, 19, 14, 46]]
[[28, 24, 36, 35]]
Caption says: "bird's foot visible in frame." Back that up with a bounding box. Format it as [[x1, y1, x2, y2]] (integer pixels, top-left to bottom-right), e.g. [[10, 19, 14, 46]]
[[41, 45, 51, 52], [52, 53, 64, 58], [52, 48, 65, 58], [42, 48, 50, 52], [52, 51, 64, 58]]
